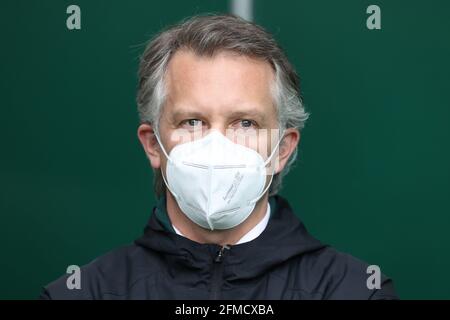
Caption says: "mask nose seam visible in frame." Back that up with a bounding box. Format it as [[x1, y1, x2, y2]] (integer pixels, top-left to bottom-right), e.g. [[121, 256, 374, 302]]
[[205, 162, 214, 230]]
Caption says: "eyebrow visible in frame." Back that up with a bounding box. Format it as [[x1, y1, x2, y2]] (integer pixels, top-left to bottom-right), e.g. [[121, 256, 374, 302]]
[[170, 109, 206, 123], [226, 110, 267, 123]]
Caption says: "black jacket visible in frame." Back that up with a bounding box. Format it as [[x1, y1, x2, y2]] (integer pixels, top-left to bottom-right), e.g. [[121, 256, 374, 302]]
[[40, 195, 397, 299]]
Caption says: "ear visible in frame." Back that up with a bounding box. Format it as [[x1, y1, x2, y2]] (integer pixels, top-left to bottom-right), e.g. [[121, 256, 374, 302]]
[[137, 123, 161, 169], [275, 128, 300, 174]]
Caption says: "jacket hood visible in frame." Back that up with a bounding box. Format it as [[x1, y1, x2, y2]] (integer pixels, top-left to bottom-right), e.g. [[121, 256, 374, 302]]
[[135, 195, 327, 282]]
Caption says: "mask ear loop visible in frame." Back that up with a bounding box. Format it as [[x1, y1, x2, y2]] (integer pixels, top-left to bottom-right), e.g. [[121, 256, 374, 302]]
[[248, 130, 285, 205], [154, 131, 172, 163], [154, 131, 179, 200]]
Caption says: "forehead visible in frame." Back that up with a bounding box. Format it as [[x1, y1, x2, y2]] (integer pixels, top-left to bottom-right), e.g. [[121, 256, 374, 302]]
[[164, 49, 276, 116]]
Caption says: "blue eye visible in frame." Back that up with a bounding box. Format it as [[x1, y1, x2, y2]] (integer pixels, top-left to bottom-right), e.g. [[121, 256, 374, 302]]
[[240, 119, 254, 128], [184, 119, 202, 127]]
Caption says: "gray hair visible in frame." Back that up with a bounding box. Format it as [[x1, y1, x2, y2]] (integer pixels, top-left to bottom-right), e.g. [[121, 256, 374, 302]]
[[136, 14, 309, 197]]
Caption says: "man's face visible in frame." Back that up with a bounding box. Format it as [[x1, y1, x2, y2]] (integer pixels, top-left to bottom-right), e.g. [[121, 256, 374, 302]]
[[138, 49, 300, 177], [158, 50, 279, 169]]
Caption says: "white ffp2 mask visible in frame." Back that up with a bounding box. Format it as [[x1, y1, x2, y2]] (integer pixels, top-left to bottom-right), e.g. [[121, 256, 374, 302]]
[[155, 130, 284, 230]]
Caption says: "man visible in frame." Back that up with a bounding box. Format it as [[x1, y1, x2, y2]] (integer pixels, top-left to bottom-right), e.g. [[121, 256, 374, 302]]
[[40, 14, 397, 299]]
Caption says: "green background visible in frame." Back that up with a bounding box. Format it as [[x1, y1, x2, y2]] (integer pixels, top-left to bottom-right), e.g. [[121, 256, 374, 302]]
[[1, 0, 449, 299]]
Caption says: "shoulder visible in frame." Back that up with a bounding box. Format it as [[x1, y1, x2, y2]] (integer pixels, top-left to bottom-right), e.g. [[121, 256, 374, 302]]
[[39, 244, 161, 300], [286, 246, 398, 300]]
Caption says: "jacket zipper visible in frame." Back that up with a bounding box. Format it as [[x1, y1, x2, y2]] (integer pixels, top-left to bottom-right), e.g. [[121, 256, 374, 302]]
[[210, 244, 230, 300]]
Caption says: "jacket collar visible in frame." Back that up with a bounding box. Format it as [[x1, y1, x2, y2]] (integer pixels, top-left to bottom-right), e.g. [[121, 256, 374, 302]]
[[135, 195, 327, 281]]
